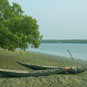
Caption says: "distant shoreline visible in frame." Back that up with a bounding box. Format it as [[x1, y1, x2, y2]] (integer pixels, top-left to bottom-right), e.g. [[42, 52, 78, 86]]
[[41, 39, 87, 43]]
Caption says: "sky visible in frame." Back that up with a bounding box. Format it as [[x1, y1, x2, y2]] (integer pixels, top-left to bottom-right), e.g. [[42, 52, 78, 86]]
[[8, 0, 87, 40]]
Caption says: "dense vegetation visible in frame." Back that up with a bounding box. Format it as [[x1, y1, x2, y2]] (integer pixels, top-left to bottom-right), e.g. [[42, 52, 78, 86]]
[[0, 49, 87, 87], [41, 39, 87, 43], [0, 0, 42, 51]]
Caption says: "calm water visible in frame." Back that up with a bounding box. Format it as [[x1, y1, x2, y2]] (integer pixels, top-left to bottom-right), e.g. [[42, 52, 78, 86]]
[[27, 43, 87, 60]]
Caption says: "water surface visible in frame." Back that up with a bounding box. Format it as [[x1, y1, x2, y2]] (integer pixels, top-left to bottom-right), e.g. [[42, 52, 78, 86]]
[[27, 43, 87, 60]]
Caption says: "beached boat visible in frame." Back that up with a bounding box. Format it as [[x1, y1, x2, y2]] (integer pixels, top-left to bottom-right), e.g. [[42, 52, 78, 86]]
[[0, 68, 67, 77], [0, 66, 85, 77], [0, 60, 86, 77], [17, 61, 86, 74], [17, 61, 58, 70]]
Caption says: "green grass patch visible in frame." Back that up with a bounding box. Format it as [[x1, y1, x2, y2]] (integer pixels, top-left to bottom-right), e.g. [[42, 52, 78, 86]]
[[0, 49, 87, 87]]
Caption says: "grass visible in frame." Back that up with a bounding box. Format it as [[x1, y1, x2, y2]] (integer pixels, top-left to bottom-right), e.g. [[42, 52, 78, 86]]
[[0, 48, 87, 87]]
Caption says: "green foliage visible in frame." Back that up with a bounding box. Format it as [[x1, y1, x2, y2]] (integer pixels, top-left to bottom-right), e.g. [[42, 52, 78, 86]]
[[0, 0, 42, 50]]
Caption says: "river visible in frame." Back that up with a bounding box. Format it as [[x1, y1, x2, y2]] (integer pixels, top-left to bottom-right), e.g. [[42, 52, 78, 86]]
[[27, 43, 87, 60]]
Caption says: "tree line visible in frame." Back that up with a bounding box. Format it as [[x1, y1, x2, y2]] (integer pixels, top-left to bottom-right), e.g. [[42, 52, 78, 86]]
[[41, 39, 87, 43]]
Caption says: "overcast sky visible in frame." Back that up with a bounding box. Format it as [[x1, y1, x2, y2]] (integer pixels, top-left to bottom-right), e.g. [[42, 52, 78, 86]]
[[8, 0, 87, 39]]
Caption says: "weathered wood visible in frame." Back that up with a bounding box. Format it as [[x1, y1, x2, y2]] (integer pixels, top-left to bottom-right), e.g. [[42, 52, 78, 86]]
[[0, 67, 86, 77], [17, 61, 58, 70], [0, 68, 66, 77], [17, 61, 86, 74]]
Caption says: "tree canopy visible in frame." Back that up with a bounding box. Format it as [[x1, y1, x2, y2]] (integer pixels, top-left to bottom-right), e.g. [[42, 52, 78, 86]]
[[0, 0, 42, 51]]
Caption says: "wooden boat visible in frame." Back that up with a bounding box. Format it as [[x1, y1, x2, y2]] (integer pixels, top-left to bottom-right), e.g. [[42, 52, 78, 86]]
[[0, 68, 67, 77], [0, 59, 86, 77], [17, 61, 58, 70], [0, 66, 86, 77], [0, 66, 85, 77], [17, 61, 86, 74]]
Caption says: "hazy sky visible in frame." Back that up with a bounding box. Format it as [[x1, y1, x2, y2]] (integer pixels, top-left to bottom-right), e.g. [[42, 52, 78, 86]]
[[8, 0, 87, 39]]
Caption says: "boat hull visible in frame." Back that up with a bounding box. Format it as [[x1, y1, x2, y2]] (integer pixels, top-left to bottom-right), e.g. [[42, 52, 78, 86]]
[[0, 68, 66, 77]]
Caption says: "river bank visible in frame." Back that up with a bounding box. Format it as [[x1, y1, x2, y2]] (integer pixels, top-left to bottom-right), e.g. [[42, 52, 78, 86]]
[[0, 49, 87, 87]]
